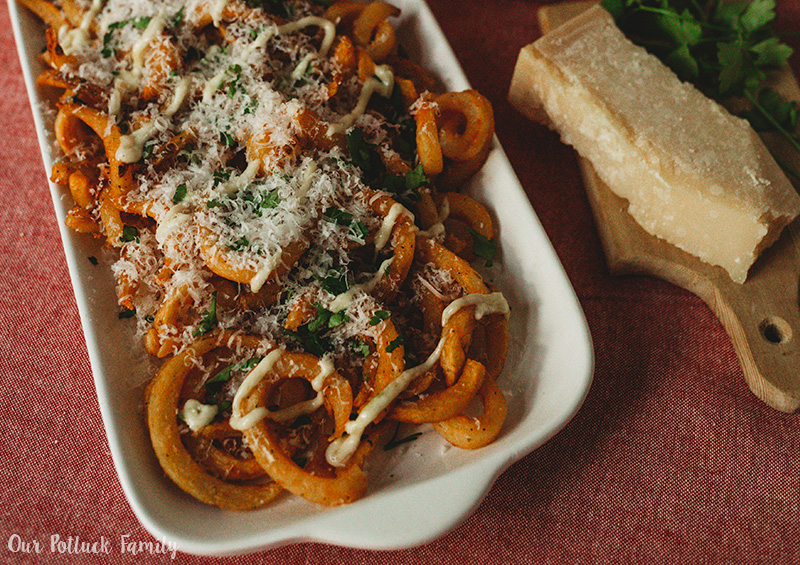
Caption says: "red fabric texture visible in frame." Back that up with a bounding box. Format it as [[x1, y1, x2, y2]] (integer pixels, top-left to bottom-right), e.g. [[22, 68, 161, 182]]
[[1, 1, 799, 563]]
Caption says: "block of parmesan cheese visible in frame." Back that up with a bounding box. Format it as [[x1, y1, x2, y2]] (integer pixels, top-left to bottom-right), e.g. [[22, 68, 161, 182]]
[[508, 5, 800, 283]]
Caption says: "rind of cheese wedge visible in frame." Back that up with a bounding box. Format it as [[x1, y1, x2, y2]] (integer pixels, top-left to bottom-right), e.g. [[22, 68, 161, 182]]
[[508, 5, 800, 283]]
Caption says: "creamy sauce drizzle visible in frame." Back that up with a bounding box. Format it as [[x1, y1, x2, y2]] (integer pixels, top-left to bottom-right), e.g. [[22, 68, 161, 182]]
[[266, 356, 334, 422], [155, 204, 191, 244], [112, 10, 170, 162], [249, 251, 283, 293], [181, 399, 218, 431], [327, 65, 395, 135], [229, 348, 283, 431], [374, 202, 412, 251], [441, 292, 510, 326], [57, 0, 104, 56], [164, 77, 192, 117], [329, 257, 393, 311], [325, 291, 510, 466], [210, 0, 229, 27], [229, 351, 335, 430], [116, 120, 159, 163], [417, 197, 450, 238]]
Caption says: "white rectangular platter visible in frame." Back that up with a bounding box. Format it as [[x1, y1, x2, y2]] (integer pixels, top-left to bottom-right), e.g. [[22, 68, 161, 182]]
[[9, 0, 594, 555]]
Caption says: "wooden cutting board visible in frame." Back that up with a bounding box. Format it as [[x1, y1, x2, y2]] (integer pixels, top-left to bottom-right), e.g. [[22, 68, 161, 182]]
[[514, 1, 800, 412]]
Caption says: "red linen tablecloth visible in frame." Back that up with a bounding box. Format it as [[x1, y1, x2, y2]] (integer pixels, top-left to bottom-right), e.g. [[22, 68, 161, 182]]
[[2, 1, 799, 563]]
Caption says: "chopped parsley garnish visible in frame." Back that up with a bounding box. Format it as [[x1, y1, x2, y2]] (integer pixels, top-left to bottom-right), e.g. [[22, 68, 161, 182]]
[[346, 128, 386, 186], [141, 138, 157, 160], [259, 188, 281, 209], [219, 131, 235, 147], [172, 183, 187, 203], [88, 256, 98, 265], [285, 303, 347, 356], [228, 235, 250, 252], [351, 339, 371, 357], [205, 356, 262, 394], [118, 308, 136, 319], [386, 334, 405, 353], [169, 6, 185, 29], [381, 165, 428, 207], [102, 16, 153, 58], [468, 228, 496, 268], [192, 292, 218, 336], [324, 207, 369, 242], [120, 225, 140, 243], [369, 310, 391, 325], [212, 168, 233, 186], [317, 268, 350, 295]]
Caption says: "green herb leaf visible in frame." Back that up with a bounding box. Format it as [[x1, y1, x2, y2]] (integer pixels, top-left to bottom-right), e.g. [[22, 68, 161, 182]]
[[219, 131, 235, 147], [205, 357, 262, 393], [228, 235, 250, 252], [170, 6, 185, 28], [751, 37, 793, 68], [318, 268, 350, 295], [328, 310, 348, 328], [193, 292, 218, 336], [346, 128, 385, 185], [120, 225, 140, 243], [468, 228, 496, 268], [173, 183, 187, 203], [260, 189, 281, 209], [369, 310, 391, 325], [351, 339, 371, 357], [324, 207, 369, 242], [118, 308, 136, 319], [739, 0, 776, 34], [386, 334, 404, 353], [717, 40, 748, 95]]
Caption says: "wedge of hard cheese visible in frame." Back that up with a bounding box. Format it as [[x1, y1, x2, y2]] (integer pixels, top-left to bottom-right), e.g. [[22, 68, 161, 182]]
[[508, 5, 800, 283]]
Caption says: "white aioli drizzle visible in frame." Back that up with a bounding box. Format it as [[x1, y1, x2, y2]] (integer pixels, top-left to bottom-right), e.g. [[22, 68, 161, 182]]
[[202, 69, 228, 103], [115, 121, 159, 163], [220, 159, 261, 196], [130, 9, 168, 76], [241, 16, 335, 62], [374, 202, 412, 251], [210, 0, 229, 27], [249, 251, 283, 293], [155, 204, 191, 244], [164, 77, 192, 117], [325, 291, 510, 467], [329, 257, 394, 311], [112, 9, 170, 162], [441, 292, 510, 327], [58, 0, 104, 55], [296, 160, 318, 198], [229, 349, 284, 431], [325, 335, 447, 467], [417, 197, 450, 238], [291, 53, 315, 82], [266, 356, 334, 423], [180, 399, 218, 432], [327, 65, 395, 136], [229, 351, 335, 431], [278, 16, 336, 57]]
